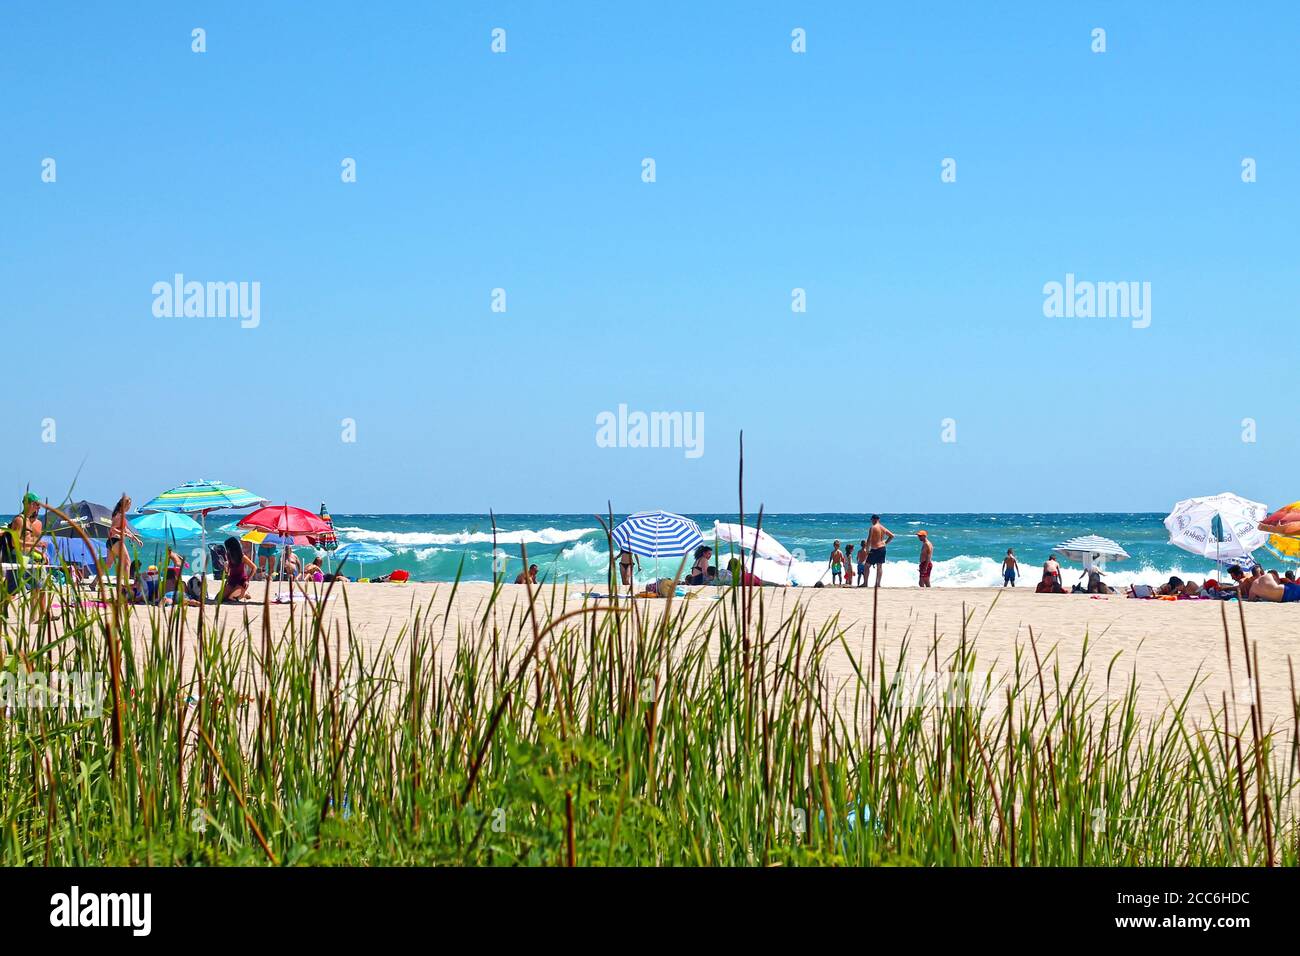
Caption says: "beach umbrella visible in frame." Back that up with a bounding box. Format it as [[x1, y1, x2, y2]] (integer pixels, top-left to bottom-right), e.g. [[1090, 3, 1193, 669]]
[[712, 522, 794, 563], [1164, 492, 1267, 566], [241, 529, 312, 547], [141, 479, 268, 570], [134, 511, 204, 544], [1259, 501, 1300, 563], [1054, 535, 1129, 569], [237, 505, 332, 538], [318, 503, 338, 553], [332, 541, 393, 578], [611, 511, 703, 559], [44, 500, 120, 539]]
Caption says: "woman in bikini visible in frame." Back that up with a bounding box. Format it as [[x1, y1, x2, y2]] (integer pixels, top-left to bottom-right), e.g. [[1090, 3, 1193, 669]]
[[105, 494, 143, 584], [618, 549, 640, 587]]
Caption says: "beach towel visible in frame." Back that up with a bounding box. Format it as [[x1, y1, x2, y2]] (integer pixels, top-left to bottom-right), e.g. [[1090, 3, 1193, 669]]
[[273, 591, 328, 604]]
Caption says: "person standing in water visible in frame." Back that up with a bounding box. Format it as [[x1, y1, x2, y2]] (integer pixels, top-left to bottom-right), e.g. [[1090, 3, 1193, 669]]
[[866, 516, 894, 587], [916, 531, 933, 587], [1002, 549, 1020, 587], [828, 540, 844, 586]]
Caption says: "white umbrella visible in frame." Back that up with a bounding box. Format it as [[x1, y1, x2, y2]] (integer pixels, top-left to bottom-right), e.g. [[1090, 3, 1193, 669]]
[[712, 522, 794, 562], [1055, 535, 1129, 570], [1163, 492, 1267, 564]]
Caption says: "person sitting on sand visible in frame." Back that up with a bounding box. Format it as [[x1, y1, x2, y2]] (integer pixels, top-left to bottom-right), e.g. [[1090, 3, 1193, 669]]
[[128, 559, 145, 603], [1037, 554, 1064, 593], [686, 546, 713, 585], [1245, 573, 1300, 603], [215, 537, 257, 603], [303, 555, 325, 582], [828, 540, 843, 586], [514, 564, 539, 585], [1084, 565, 1111, 594], [916, 531, 933, 588], [728, 557, 765, 587], [1002, 549, 1020, 587], [618, 549, 640, 588]]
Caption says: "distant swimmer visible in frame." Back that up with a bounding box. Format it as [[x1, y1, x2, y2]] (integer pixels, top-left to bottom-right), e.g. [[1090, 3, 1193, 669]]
[[866, 516, 894, 588]]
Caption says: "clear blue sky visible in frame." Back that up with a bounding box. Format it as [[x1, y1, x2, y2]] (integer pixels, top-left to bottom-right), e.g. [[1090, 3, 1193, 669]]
[[3, 2, 1296, 514]]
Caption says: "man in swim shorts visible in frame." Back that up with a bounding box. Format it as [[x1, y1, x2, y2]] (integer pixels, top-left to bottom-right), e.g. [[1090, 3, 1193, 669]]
[[916, 530, 933, 587], [1002, 549, 1019, 587], [866, 515, 893, 588], [1246, 574, 1300, 602]]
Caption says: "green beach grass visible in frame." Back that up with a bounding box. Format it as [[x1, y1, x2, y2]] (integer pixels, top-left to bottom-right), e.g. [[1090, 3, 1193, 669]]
[[2, 518, 1296, 867]]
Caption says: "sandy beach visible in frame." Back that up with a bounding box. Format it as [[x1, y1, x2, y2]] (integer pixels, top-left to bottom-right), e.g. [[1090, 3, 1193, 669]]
[[120, 581, 1300, 734]]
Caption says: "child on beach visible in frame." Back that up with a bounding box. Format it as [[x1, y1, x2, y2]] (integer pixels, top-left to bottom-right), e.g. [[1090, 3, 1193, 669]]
[[1002, 549, 1019, 587], [857, 540, 868, 587], [843, 544, 855, 587], [828, 540, 843, 585]]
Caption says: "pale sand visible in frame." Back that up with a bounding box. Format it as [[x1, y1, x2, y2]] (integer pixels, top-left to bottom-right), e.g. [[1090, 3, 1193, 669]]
[[123, 581, 1300, 733]]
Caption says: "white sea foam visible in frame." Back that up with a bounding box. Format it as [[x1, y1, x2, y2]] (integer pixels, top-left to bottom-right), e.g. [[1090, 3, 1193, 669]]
[[338, 527, 599, 546]]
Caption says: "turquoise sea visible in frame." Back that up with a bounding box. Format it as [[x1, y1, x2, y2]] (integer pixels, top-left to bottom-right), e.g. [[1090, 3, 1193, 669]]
[[302, 513, 1275, 587]]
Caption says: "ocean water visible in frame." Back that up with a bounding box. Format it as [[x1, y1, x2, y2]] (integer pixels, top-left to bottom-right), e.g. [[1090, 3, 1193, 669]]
[[319, 513, 1273, 588]]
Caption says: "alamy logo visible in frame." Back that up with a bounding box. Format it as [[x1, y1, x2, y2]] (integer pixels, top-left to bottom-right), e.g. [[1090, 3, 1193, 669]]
[[595, 404, 704, 459], [0, 670, 104, 714], [152, 273, 261, 328], [50, 886, 151, 936], [1042, 273, 1151, 329]]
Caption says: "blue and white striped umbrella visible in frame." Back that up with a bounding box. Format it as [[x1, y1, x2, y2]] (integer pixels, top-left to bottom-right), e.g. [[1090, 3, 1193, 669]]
[[610, 511, 703, 558], [1054, 535, 1129, 566]]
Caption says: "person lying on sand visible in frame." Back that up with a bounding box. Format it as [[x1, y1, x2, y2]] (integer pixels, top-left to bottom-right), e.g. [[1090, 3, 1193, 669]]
[[1248, 574, 1300, 602]]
